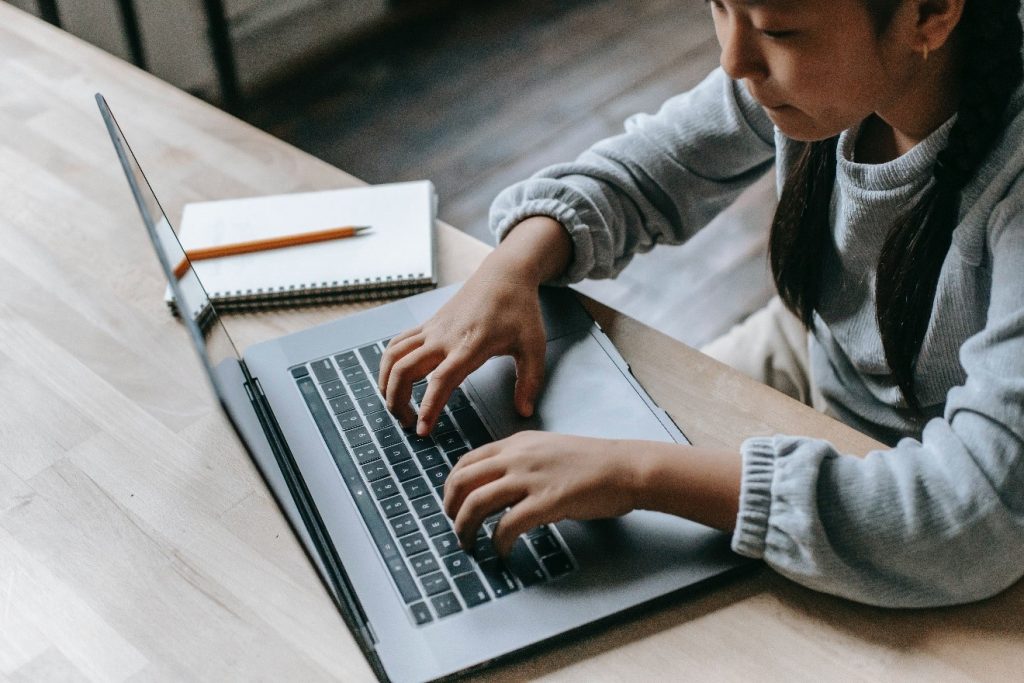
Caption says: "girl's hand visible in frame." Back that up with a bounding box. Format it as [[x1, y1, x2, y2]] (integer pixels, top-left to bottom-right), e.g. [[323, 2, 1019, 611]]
[[378, 215, 572, 437], [378, 262, 547, 436], [442, 431, 640, 556]]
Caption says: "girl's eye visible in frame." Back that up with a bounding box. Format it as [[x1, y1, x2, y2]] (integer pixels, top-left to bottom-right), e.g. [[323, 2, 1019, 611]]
[[760, 29, 796, 39]]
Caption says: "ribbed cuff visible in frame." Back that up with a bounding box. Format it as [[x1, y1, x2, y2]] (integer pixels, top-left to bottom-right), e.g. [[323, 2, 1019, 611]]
[[491, 197, 593, 286], [731, 436, 778, 559]]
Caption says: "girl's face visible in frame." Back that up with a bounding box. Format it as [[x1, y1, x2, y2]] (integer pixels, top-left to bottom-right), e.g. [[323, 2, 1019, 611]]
[[708, 0, 916, 141]]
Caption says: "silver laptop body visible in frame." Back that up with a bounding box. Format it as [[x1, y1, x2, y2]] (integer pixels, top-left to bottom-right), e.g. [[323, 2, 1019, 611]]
[[98, 94, 749, 683]]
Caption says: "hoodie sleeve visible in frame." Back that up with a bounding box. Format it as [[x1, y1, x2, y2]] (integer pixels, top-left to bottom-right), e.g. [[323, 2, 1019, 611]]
[[731, 204, 1024, 607], [488, 67, 776, 285]]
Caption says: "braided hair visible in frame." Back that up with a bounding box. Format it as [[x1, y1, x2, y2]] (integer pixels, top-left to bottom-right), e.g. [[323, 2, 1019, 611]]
[[768, 0, 1024, 414]]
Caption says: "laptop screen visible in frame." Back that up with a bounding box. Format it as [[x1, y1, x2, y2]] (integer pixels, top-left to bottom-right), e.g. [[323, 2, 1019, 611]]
[[96, 94, 243, 397]]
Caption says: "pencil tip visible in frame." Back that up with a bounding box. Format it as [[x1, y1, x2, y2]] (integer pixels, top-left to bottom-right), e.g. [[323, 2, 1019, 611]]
[[355, 225, 372, 232]]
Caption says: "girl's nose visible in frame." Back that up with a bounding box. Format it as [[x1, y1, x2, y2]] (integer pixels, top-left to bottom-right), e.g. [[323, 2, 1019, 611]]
[[719, 22, 766, 82]]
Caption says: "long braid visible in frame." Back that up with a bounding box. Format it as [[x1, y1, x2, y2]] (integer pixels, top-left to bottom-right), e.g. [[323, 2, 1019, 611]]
[[876, 0, 1023, 412]]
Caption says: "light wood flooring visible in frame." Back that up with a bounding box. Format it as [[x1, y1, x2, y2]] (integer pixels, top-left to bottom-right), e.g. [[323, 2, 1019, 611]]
[[244, 0, 776, 347]]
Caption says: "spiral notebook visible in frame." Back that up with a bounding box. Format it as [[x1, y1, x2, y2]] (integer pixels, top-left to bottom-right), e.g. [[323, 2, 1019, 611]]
[[167, 180, 437, 318]]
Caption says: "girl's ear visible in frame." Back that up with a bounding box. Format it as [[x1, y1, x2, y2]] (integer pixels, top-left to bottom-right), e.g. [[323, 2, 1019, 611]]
[[912, 0, 966, 55]]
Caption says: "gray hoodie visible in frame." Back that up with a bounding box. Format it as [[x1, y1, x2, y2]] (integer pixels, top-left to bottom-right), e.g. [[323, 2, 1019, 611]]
[[489, 64, 1024, 607]]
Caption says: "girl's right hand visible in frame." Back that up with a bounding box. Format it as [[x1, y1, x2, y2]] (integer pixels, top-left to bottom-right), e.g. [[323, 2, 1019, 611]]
[[377, 258, 548, 437]]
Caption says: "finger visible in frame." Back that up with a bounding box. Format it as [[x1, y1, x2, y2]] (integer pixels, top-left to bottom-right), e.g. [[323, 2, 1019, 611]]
[[378, 331, 424, 393], [453, 479, 526, 550], [384, 345, 443, 427], [416, 348, 477, 436], [491, 499, 552, 557], [448, 437, 506, 477], [443, 447, 504, 518], [513, 338, 546, 417], [386, 325, 421, 350]]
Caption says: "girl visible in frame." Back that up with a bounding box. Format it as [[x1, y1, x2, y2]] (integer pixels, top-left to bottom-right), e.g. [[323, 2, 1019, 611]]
[[377, 0, 1024, 607]]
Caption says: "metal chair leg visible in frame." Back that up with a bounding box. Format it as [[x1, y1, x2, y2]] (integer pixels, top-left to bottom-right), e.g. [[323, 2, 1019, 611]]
[[37, 0, 60, 27], [201, 0, 242, 114], [115, 0, 147, 70]]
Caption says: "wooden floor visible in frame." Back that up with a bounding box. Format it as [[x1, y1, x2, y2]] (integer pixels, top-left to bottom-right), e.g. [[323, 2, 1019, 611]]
[[244, 0, 775, 347]]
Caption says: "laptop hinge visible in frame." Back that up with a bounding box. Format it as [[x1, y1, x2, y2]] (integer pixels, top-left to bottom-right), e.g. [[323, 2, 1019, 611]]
[[239, 361, 386, 668]]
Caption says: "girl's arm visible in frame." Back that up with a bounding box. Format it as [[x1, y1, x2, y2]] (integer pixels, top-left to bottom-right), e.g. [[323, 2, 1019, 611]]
[[442, 432, 741, 556], [729, 206, 1024, 608], [447, 206, 1024, 609], [490, 67, 776, 286]]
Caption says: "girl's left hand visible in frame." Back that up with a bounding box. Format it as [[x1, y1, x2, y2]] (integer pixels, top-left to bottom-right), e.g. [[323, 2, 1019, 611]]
[[442, 431, 641, 557]]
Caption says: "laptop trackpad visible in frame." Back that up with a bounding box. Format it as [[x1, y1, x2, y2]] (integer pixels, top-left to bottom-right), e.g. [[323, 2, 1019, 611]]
[[465, 329, 675, 443]]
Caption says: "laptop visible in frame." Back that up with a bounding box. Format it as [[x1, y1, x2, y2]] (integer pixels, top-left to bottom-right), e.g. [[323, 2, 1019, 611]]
[[97, 94, 749, 682]]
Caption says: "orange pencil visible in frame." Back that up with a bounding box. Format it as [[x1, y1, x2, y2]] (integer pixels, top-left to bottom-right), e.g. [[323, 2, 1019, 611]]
[[173, 225, 371, 279]]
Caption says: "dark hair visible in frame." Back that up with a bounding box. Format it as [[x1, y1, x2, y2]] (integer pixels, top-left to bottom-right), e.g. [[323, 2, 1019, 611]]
[[769, 0, 1024, 413]]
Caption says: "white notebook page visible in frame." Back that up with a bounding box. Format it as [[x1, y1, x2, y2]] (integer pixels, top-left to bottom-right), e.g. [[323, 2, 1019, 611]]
[[176, 181, 436, 298]]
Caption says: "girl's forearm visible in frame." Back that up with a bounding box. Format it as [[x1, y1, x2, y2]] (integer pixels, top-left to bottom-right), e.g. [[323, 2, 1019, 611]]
[[630, 441, 743, 532], [484, 215, 573, 285]]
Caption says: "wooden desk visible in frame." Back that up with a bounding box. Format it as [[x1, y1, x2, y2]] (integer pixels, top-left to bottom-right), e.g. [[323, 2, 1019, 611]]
[[1, 5, 1021, 680]]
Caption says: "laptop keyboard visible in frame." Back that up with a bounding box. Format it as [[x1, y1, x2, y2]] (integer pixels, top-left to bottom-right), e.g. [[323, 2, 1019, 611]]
[[291, 338, 575, 626]]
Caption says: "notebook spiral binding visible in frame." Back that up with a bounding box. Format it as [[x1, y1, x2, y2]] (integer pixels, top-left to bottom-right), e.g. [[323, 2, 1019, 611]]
[[168, 275, 435, 329]]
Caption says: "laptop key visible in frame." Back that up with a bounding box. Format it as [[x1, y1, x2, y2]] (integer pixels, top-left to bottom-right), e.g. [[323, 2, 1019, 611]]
[[290, 366, 310, 379], [412, 381, 428, 404], [432, 532, 460, 557], [403, 477, 430, 500], [352, 443, 380, 465], [419, 571, 451, 597], [329, 394, 355, 414], [380, 495, 409, 519], [530, 531, 559, 557], [392, 460, 419, 482], [416, 446, 445, 469], [382, 443, 412, 465], [361, 460, 390, 482], [385, 555, 421, 603], [446, 387, 470, 411], [431, 412, 456, 435], [349, 379, 375, 399], [409, 601, 432, 625], [371, 477, 399, 500], [364, 410, 394, 432], [400, 532, 430, 557], [336, 409, 362, 430], [479, 560, 519, 598], [405, 430, 435, 453], [453, 572, 491, 608], [541, 552, 573, 578], [471, 537, 498, 564], [343, 425, 372, 448], [412, 495, 441, 518], [507, 538, 546, 586], [320, 379, 346, 399], [334, 351, 359, 369], [389, 513, 418, 537], [451, 406, 493, 449], [342, 364, 367, 384], [422, 513, 451, 537], [431, 591, 462, 618], [376, 426, 403, 449], [424, 463, 450, 487], [358, 344, 384, 373], [442, 551, 474, 577], [445, 447, 469, 465], [311, 358, 339, 383], [410, 553, 439, 577], [435, 432, 466, 454], [358, 395, 384, 414]]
